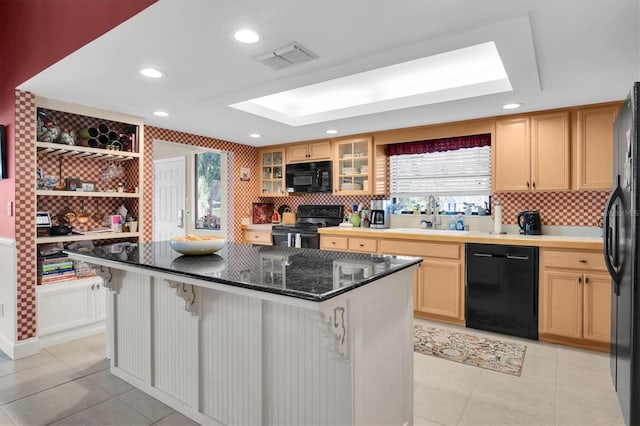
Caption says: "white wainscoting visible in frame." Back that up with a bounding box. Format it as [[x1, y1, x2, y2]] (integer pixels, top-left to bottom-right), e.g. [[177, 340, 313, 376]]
[[91, 263, 416, 425], [0, 238, 18, 358]]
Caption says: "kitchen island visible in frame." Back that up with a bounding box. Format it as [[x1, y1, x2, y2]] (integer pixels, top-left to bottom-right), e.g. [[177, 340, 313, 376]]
[[66, 241, 421, 426]]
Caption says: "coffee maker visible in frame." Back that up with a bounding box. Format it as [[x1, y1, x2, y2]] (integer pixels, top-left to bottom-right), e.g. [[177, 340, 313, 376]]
[[370, 199, 391, 228]]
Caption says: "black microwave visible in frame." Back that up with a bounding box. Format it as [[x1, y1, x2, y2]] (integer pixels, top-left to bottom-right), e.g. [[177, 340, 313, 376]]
[[285, 161, 332, 193]]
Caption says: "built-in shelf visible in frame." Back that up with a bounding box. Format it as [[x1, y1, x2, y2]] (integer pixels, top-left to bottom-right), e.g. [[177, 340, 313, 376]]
[[36, 190, 139, 198], [36, 141, 139, 161], [36, 232, 140, 244]]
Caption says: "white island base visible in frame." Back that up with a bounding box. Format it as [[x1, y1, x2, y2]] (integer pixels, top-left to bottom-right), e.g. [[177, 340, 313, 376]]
[[97, 265, 415, 426]]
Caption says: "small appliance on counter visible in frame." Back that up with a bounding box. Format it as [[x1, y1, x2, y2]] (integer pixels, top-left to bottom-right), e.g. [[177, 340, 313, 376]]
[[517, 210, 542, 235], [369, 199, 391, 228]]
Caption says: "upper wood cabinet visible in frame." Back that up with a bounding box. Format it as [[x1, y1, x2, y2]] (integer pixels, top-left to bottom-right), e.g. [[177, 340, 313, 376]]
[[258, 147, 286, 196], [494, 111, 570, 192], [573, 104, 620, 190], [333, 136, 373, 194], [494, 116, 530, 192], [286, 140, 331, 163]]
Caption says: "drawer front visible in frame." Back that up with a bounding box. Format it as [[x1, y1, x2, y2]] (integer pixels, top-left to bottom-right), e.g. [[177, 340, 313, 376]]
[[243, 230, 272, 245], [542, 249, 605, 271], [348, 237, 377, 253], [379, 240, 460, 259], [321, 235, 348, 251]]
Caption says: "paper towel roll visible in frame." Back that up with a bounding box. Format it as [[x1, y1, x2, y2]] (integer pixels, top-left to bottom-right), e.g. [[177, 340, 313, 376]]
[[494, 201, 503, 234]]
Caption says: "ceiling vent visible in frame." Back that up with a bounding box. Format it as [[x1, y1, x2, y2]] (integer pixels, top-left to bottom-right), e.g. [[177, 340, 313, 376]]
[[255, 42, 317, 70]]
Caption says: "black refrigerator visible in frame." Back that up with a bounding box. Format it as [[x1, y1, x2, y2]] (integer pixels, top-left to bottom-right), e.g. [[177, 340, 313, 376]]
[[605, 81, 640, 426]]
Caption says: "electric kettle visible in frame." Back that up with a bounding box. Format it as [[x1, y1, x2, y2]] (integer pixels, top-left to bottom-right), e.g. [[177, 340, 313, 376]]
[[517, 211, 542, 235]]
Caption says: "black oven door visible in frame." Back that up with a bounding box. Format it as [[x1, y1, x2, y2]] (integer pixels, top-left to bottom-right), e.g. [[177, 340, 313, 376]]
[[272, 230, 319, 249]]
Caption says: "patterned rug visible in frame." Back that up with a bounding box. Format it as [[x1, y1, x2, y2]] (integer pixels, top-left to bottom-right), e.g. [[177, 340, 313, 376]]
[[413, 325, 527, 376]]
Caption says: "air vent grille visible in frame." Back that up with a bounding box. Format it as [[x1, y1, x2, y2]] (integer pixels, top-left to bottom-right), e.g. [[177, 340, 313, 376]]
[[255, 42, 317, 70]]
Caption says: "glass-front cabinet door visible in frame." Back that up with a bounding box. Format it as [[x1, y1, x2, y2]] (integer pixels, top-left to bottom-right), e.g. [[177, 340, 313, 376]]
[[258, 148, 286, 196], [334, 136, 373, 194]]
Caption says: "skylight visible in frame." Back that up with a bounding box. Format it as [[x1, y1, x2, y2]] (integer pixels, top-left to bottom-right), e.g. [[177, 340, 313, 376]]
[[230, 42, 512, 126]]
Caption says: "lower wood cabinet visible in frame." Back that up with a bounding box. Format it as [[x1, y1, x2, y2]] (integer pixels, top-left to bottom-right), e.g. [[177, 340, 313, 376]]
[[539, 248, 610, 351], [36, 277, 106, 346], [379, 239, 464, 325], [320, 235, 378, 253], [242, 229, 272, 245]]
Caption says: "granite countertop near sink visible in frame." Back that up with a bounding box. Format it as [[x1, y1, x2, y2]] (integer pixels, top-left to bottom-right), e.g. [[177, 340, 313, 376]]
[[318, 226, 604, 250], [65, 241, 421, 302]]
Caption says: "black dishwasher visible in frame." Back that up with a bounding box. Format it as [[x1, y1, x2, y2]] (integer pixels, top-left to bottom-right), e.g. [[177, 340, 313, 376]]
[[465, 243, 539, 340]]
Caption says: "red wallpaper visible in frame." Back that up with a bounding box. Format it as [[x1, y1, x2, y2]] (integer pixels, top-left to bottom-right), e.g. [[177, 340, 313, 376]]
[[0, 0, 157, 238]]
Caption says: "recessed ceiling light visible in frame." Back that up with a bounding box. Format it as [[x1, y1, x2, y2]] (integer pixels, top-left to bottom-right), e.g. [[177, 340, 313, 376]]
[[153, 111, 169, 117], [249, 133, 261, 138], [326, 129, 338, 135], [502, 103, 522, 109], [230, 42, 513, 126], [234, 29, 259, 44], [140, 68, 164, 78]]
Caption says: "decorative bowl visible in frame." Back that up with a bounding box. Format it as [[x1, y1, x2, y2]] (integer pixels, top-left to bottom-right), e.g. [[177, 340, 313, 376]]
[[170, 235, 226, 255]]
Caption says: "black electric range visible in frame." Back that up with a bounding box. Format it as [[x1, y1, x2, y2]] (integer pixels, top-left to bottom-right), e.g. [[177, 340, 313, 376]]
[[272, 205, 344, 248]]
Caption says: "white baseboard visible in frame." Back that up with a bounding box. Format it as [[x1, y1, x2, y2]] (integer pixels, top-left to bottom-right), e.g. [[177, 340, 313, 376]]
[[38, 322, 105, 348], [0, 334, 40, 360]]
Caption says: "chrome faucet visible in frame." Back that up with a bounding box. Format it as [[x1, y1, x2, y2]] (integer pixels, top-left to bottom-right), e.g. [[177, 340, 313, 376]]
[[427, 195, 440, 229]]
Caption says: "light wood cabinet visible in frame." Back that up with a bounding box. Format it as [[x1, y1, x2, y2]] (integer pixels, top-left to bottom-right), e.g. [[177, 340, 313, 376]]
[[539, 248, 610, 351], [320, 234, 378, 253], [494, 112, 570, 192], [242, 229, 272, 245], [333, 137, 374, 194], [258, 148, 286, 196], [286, 140, 331, 163], [379, 239, 464, 324], [573, 104, 620, 190]]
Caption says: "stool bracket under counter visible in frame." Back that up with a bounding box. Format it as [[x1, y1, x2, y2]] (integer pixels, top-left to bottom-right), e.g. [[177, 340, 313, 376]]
[[65, 241, 420, 426]]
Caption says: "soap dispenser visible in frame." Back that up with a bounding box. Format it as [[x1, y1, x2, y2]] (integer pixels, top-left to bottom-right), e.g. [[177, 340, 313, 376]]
[[456, 215, 464, 231], [449, 216, 456, 230]]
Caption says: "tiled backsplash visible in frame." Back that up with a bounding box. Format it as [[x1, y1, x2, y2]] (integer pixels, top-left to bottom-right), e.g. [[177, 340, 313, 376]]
[[492, 191, 610, 227], [259, 190, 610, 227]]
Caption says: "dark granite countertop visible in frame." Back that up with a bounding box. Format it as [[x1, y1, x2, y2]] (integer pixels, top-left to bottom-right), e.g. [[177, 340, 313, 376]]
[[66, 241, 421, 302]]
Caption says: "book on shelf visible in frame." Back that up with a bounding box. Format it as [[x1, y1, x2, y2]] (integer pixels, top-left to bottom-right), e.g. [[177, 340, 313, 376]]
[[39, 261, 74, 271], [38, 272, 77, 284], [40, 267, 75, 276]]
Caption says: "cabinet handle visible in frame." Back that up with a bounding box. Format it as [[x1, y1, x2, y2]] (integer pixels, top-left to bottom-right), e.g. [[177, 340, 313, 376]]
[[532, 181, 536, 189], [331, 241, 336, 245], [579, 259, 587, 263], [584, 276, 589, 284], [359, 243, 364, 247], [578, 276, 582, 284], [97, 284, 100, 290], [526, 181, 530, 188], [91, 284, 95, 290]]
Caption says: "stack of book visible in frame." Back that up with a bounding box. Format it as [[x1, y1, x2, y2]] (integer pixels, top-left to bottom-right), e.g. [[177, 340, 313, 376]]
[[37, 253, 77, 284]]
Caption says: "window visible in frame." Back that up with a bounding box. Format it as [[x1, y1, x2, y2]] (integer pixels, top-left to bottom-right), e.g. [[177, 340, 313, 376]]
[[388, 135, 491, 215], [195, 152, 223, 230]]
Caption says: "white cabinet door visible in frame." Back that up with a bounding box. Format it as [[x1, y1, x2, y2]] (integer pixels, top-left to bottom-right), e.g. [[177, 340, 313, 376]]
[[37, 281, 94, 336], [37, 277, 105, 337]]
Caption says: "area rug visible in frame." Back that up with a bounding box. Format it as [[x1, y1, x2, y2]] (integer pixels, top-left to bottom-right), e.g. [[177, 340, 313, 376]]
[[413, 325, 527, 376]]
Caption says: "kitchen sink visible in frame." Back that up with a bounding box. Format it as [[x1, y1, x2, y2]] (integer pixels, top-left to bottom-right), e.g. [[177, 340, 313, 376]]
[[381, 228, 470, 235]]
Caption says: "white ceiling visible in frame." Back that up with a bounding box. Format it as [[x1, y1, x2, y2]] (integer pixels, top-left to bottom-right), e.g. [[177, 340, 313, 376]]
[[18, 0, 640, 147]]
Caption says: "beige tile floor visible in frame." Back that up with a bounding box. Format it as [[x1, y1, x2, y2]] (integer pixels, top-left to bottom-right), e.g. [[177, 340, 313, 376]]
[[414, 318, 625, 426], [0, 320, 626, 426]]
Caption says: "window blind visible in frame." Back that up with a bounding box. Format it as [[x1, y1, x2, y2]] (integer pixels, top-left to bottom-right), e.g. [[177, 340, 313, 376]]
[[389, 146, 491, 196]]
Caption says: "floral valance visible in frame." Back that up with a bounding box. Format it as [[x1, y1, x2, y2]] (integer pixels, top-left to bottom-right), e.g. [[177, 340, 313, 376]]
[[386, 133, 491, 156]]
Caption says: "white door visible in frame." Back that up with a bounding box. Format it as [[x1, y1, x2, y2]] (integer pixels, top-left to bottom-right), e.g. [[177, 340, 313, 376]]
[[153, 157, 186, 242]]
